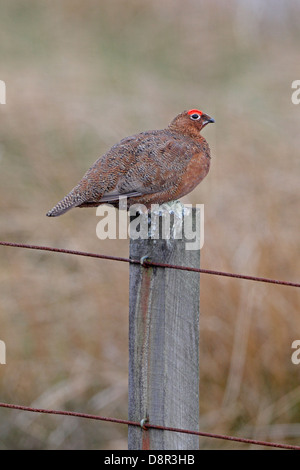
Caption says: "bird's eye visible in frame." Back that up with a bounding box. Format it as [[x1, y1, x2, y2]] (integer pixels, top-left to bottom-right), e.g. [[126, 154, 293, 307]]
[[190, 113, 201, 120]]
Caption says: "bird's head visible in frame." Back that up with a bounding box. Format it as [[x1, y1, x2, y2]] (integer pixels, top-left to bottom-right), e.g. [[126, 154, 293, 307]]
[[169, 109, 215, 137]]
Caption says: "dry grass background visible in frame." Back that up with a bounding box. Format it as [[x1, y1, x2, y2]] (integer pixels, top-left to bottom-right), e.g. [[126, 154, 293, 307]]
[[0, 0, 299, 449]]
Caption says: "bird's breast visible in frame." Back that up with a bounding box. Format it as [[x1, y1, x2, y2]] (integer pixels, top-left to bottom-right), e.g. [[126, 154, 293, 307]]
[[174, 149, 210, 199]]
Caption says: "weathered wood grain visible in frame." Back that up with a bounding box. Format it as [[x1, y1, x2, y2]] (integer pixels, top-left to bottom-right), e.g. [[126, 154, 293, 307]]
[[128, 206, 200, 450]]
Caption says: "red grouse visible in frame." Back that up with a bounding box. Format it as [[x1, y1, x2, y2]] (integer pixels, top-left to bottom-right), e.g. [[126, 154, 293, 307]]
[[46, 109, 214, 217]]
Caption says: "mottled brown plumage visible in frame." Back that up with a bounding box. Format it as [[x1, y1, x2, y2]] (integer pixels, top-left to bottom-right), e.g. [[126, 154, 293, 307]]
[[46, 109, 214, 217]]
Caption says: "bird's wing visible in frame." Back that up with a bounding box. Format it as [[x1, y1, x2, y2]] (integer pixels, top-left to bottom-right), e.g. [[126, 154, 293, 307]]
[[99, 190, 143, 202], [97, 134, 191, 202]]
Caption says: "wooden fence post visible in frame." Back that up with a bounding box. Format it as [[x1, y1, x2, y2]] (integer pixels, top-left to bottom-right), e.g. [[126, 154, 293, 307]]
[[128, 204, 201, 450]]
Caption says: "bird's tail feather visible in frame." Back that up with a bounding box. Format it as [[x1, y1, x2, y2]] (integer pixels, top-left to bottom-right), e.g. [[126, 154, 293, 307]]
[[46, 193, 79, 217]]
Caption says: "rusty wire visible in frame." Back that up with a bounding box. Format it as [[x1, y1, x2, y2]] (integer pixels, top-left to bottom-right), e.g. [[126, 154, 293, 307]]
[[0, 239, 300, 450], [0, 240, 299, 288], [0, 402, 299, 450]]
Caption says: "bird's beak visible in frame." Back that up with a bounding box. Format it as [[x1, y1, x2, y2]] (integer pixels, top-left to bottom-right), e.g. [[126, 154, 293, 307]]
[[202, 114, 215, 126]]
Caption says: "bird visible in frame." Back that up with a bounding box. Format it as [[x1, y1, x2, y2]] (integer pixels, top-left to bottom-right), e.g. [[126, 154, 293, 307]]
[[46, 109, 214, 217]]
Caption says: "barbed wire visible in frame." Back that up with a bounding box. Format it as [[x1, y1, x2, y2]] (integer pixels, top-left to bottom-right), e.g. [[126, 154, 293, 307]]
[[0, 241, 299, 288], [0, 402, 299, 450]]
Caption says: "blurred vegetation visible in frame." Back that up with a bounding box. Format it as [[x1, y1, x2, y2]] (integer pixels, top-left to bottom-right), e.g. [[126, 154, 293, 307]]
[[0, 0, 300, 449]]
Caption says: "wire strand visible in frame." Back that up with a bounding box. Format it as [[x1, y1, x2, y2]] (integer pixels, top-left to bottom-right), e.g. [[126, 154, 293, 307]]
[[0, 240, 299, 450], [0, 402, 298, 450], [0, 241, 299, 288]]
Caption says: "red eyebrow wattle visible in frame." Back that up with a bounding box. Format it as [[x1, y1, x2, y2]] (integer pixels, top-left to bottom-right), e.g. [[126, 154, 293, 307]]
[[188, 109, 203, 115]]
